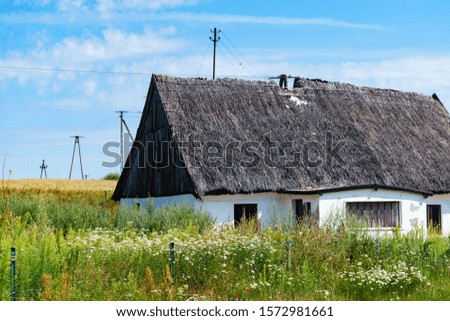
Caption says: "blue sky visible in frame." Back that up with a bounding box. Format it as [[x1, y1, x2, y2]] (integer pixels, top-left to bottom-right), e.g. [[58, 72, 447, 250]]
[[1, 0, 449, 179]]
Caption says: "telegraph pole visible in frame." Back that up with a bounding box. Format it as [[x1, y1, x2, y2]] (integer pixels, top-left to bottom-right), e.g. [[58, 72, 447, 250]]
[[116, 111, 138, 172], [209, 27, 221, 80], [69, 135, 84, 179], [39, 160, 48, 178], [117, 111, 126, 172]]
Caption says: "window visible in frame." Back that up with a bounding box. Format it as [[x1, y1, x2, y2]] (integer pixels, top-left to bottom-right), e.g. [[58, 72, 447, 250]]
[[427, 205, 441, 233], [234, 204, 258, 226], [346, 202, 400, 228], [293, 199, 311, 221]]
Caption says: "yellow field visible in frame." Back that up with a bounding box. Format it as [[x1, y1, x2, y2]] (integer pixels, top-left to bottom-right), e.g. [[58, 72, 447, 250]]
[[0, 178, 117, 192]]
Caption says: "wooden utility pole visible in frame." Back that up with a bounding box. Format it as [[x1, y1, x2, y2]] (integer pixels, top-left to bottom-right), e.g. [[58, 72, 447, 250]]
[[209, 27, 221, 80], [69, 135, 84, 179], [116, 110, 137, 172]]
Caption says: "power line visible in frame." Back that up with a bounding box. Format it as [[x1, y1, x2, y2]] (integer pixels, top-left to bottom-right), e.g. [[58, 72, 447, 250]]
[[0, 65, 151, 76], [220, 40, 253, 75], [0, 64, 269, 80], [220, 40, 243, 68], [221, 31, 264, 79], [217, 45, 243, 75], [197, 40, 212, 77]]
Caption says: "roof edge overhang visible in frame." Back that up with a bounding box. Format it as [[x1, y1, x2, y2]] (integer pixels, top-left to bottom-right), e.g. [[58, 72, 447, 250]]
[[203, 184, 434, 198], [283, 184, 434, 197], [113, 184, 445, 201]]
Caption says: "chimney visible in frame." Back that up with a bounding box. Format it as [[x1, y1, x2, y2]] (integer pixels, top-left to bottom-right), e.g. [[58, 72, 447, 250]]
[[279, 74, 288, 89]]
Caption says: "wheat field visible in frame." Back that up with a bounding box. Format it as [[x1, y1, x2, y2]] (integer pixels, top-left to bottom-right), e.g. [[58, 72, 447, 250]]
[[1, 178, 117, 192]]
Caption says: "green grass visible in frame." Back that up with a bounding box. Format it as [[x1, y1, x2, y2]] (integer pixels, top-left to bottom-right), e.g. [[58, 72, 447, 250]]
[[0, 190, 449, 301]]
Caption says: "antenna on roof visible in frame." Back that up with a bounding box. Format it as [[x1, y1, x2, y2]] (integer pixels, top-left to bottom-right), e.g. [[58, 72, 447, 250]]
[[69, 135, 84, 179], [209, 27, 221, 80], [268, 74, 297, 89]]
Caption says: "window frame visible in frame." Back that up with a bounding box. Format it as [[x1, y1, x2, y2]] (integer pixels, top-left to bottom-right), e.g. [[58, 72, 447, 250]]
[[293, 199, 312, 222], [346, 201, 401, 228], [234, 203, 258, 226]]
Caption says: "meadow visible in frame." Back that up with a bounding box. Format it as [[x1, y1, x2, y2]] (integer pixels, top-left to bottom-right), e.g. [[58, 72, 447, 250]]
[[0, 179, 449, 301]]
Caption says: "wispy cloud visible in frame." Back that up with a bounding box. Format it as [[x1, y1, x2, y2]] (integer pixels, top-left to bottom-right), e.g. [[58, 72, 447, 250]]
[[1, 27, 186, 72], [43, 28, 186, 63], [0, 26, 185, 111], [153, 12, 384, 30], [96, 0, 201, 12], [0, 10, 383, 30]]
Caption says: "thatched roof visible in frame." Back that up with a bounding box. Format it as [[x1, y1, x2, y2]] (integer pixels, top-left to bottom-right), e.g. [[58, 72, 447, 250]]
[[113, 74, 450, 200]]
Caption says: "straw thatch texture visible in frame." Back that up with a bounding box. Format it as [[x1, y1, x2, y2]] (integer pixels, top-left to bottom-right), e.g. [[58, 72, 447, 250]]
[[113, 74, 450, 200]]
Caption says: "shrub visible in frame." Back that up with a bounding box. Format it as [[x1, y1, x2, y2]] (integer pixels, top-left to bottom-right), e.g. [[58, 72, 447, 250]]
[[103, 173, 120, 181]]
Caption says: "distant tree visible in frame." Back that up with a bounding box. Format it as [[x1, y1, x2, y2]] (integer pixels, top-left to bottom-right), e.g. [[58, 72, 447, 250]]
[[103, 172, 120, 181]]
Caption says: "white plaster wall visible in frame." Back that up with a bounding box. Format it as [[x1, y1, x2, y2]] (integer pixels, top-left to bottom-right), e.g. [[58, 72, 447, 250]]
[[318, 189, 429, 234], [120, 193, 320, 227], [120, 190, 449, 235], [201, 193, 319, 226], [427, 194, 450, 235]]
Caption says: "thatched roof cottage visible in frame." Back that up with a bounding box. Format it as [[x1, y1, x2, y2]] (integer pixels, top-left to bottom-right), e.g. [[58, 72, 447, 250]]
[[112, 74, 450, 234]]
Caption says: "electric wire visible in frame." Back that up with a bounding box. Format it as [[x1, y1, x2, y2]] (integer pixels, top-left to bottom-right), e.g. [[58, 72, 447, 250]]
[[196, 40, 211, 77], [220, 40, 245, 72], [221, 31, 265, 79], [0, 65, 151, 76], [0, 64, 265, 80], [217, 45, 243, 75], [220, 39, 254, 76]]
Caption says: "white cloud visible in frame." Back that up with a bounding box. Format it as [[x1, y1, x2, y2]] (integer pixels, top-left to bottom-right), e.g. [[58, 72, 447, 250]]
[[56, 0, 88, 11], [13, 0, 52, 6], [96, 0, 200, 12], [0, 9, 382, 31], [43, 28, 185, 64], [0, 26, 185, 112], [83, 79, 97, 96], [1, 27, 185, 73], [45, 97, 92, 110], [148, 12, 383, 30]]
